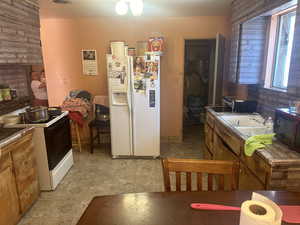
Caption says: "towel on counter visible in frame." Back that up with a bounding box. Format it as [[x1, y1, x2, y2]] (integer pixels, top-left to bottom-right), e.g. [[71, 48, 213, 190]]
[[244, 134, 275, 157]]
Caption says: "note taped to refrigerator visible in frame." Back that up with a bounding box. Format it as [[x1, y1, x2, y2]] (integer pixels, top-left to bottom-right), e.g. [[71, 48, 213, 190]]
[[109, 65, 128, 92]]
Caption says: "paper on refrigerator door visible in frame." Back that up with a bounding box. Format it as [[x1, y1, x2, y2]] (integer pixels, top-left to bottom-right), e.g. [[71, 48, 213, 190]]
[[108, 56, 128, 92]]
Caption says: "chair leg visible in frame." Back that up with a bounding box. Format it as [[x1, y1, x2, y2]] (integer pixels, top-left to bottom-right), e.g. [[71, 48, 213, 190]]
[[90, 126, 94, 154], [97, 128, 101, 145], [75, 123, 82, 152]]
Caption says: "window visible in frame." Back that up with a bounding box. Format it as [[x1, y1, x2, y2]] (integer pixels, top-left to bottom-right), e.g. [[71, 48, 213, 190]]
[[265, 7, 297, 90]]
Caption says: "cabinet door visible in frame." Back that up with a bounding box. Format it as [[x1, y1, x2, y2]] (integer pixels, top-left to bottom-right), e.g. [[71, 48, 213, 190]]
[[11, 133, 39, 214], [204, 124, 213, 151], [213, 133, 239, 163], [239, 164, 265, 190], [0, 155, 20, 225], [213, 134, 239, 189], [203, 147, 213, 160]]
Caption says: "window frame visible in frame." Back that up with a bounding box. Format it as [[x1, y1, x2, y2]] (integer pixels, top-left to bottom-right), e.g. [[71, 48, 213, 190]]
[[264, 6, 297, 91]]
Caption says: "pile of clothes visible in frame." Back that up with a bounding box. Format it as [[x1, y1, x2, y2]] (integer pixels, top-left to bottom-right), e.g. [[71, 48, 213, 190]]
[[61, 90, 92, 126]]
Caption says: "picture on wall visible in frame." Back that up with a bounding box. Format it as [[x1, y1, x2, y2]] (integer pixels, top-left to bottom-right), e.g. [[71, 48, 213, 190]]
[[30, 68, 49, 107], [82, 50, 98, 76]]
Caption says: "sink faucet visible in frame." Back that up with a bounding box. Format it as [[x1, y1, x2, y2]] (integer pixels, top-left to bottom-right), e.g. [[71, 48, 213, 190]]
[[263, 117, 273, 126]]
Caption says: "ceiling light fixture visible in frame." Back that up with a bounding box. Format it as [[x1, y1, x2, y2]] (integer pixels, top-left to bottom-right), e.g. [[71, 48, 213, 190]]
[[130, 0, 143, 16], [115, 0, 128, 16], [115, 0, 143, 16]]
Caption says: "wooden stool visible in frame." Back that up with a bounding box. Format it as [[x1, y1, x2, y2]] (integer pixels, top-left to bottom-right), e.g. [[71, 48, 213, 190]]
[[71, 120, 83, 152]]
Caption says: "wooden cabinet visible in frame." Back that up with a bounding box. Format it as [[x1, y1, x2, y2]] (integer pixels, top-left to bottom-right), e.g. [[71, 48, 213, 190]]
[[241, 152, 269, 185], [203, 146, 213, 160], [213, 133, 239, 163], [214, 120, 241, 156], [206, 108, 300, 191], [239, 164, 265, 190], [0, 154, 20, 225], [10, 132, 39, 213], [0, 130, 39, 225], [206, 109, 266, 191], [204, 124, 213, 156]]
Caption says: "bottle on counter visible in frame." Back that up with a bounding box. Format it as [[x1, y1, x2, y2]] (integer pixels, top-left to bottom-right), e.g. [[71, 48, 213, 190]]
[[0, 84, 12, 101]]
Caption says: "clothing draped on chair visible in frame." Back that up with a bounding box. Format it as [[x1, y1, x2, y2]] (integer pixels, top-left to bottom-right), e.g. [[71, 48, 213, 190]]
[[61, 90, 92, 152]]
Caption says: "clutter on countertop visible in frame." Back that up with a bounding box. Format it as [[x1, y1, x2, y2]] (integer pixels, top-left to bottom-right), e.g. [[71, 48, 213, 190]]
[[3, 115, 21, 126], [191, 194, 300, 224]]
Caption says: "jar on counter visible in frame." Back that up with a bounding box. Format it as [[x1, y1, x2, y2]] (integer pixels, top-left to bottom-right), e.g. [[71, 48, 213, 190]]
[[10, 89, 17, 99], [2, 88, 12, 101]]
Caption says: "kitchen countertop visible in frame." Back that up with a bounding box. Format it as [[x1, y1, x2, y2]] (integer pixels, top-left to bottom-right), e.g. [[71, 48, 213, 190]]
[[207, 107, 300, 166], [0, 126, 34, 156]]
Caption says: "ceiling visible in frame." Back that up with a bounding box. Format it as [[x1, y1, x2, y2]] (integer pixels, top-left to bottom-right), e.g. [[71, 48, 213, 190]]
[[39, 0, 232, 18]]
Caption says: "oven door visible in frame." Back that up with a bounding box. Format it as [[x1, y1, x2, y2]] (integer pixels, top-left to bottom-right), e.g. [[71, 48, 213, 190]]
[[44, 116, 72, 170]]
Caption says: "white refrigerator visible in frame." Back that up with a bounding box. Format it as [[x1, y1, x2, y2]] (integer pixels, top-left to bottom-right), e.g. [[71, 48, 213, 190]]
[[107, 54, 160, 158]]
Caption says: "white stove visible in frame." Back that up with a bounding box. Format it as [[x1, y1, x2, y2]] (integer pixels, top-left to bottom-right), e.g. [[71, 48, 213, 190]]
[[6, 108, 74, 191]]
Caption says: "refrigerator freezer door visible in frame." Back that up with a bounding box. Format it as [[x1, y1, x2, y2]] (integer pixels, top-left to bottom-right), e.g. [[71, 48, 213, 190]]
[[109, 105, 132, 156], [107, 55, 133, 157]]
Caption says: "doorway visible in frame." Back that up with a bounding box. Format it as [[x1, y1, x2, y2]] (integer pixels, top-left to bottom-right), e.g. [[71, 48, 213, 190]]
[[183, 39, 216, 140]]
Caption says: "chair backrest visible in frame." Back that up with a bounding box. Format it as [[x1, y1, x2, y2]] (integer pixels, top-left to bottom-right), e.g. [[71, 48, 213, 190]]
[[93, 96, 109, 107], [92, 96, 109, 118], [95, 104, 109, 115], [161, 158, 239, 192]]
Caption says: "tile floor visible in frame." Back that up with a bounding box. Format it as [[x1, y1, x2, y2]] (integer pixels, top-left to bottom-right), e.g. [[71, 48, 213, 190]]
[[18, 125, 204, 225]]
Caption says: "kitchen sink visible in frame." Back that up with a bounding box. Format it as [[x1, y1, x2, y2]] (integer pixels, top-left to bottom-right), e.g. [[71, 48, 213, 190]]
[[219, 114, 274, 138], [220, 114, 265, 127], [235, 126, 273, 137]]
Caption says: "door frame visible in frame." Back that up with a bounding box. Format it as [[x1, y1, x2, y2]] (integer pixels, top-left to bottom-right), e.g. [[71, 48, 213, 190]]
[[180, 37, 216, 141]]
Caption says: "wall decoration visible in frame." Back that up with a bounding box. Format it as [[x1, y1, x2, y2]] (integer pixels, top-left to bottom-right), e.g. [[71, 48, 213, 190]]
[[30, 69, 49, 107], [82, 50, 98, 75]]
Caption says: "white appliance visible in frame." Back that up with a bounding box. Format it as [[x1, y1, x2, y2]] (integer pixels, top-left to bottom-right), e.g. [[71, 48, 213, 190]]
[[5, 109, 74, 191], [107, 53, 160, 158]]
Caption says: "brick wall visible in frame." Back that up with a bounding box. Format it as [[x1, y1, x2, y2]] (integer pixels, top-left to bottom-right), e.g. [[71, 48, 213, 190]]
[[248, 85, 299, 117], [238, 17, 267, 84], [0, 0, 42, 64], [229, 0, 300, 117], [0, 65, 30, 97]]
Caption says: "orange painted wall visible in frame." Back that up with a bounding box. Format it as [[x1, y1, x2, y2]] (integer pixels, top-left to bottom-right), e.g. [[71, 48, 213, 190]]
[[40, 16, 230, 139]]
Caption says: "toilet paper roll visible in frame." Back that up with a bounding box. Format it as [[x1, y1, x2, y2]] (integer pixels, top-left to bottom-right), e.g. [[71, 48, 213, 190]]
[[240, 193, 282, 225]]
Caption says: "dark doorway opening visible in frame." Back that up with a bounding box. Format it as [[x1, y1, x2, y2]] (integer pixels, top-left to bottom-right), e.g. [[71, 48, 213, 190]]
[[183, 39, 216, 140]]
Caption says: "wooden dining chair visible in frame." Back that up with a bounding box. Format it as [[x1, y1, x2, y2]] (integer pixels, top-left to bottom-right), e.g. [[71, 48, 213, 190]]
[[161, 158, 239, 192]]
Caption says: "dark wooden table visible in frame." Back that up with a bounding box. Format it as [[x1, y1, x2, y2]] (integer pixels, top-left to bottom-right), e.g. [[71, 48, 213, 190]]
[[76, 191, 300, 225]]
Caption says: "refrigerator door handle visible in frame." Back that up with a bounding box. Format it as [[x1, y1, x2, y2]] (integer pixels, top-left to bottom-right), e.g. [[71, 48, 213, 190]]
[[127, 57, 134, 156]]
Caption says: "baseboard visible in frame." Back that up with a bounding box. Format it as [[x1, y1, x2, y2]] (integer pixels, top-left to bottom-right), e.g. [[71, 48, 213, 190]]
[[161, 136, 182, 143]]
